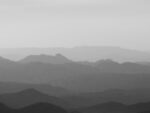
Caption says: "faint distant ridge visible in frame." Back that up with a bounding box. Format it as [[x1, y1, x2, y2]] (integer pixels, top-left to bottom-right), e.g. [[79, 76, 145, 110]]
[[19, 53, 72, 64], [94, 59, 119, 66], [91, 59, 150, 73], [1, 46, 150, 62]]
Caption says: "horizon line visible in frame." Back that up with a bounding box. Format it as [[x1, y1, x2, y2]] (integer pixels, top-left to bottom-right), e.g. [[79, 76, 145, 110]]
[[0, 46, 148, 52]]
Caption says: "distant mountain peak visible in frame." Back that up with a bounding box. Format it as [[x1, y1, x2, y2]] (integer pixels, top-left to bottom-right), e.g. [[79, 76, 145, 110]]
[[94, 59, 119, 67], [97, 59, 118, 64], [20, 54, 72, 64], [56, 53, 65, 57], [18, 88, 42, 95]]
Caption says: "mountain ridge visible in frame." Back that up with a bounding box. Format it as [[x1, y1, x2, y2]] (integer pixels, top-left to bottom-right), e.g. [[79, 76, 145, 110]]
[[0, 88, 69, 109], [20, 53, 72, 64], [0, 46, 150, 62]]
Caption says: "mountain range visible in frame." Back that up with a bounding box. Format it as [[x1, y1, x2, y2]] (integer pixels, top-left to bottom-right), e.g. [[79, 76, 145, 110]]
[[0, 46, 149, 113], [62, 88, 150, 108], [1, 46, 150, 62], [0, 88, 69, 109], [0, 82, 70, 96], [1, 88, 150, 112], [2, 84, 150, 109], [0, 102, 68, 113], [20, 54, 72, 64], [1, 100, 150, 113], [0, 54, 150, 92], [78, 101, 150, 113]]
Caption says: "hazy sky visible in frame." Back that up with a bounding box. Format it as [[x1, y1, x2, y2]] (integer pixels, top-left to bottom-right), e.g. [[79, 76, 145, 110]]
[[0, 0, 150, 50]]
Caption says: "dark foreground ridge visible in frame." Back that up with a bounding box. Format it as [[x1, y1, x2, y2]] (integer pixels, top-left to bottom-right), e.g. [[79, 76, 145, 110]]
[[1, 101, 150, 113], [0, 102, 68, 113], [78, 101, 150, 113], [0, 88, 69, 109]]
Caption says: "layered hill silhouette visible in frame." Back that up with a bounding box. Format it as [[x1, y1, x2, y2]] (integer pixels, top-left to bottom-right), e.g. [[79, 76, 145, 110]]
[[1, 46, 150, 62], [0, 102, 68, 113], [1, 101, 150, 113], [18, 103, 68, 113], [3, 84, 150, 109], [0, 82, 70, 96], [0, 92, 150, 113], [0, 88, 69, 109], [20, 54, 72, 64], [1, 47, 150, 113], [79, 102, 129, 113], [79, 102, 150, 113], [0, 55, 150, 92], [82, 59, 150, 73], [62, 88, 150, 108]]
